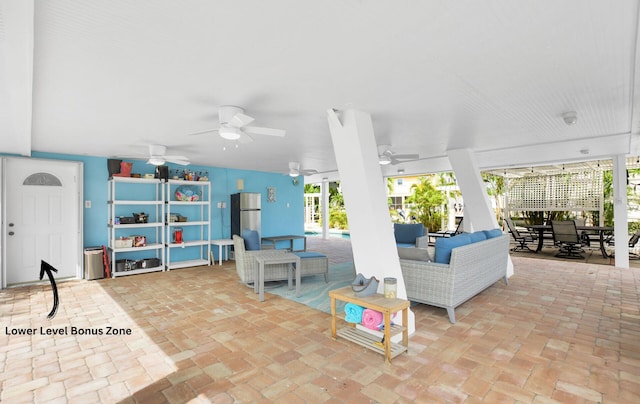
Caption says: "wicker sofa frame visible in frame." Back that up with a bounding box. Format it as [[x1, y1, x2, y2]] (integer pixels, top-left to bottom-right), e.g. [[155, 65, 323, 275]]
[[400, 234, 510, 323]]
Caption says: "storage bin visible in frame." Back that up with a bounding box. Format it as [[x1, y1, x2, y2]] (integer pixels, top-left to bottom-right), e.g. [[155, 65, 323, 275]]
[[114, 238, 133, 248]]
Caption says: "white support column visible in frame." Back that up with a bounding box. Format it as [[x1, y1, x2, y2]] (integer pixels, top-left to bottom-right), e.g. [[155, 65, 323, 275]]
[[448, 148, 515, 277], [612, 154, 629, 268], [327, 109, 404, 291], [321, 178, 330, 240], [327, 108, 415, 336]]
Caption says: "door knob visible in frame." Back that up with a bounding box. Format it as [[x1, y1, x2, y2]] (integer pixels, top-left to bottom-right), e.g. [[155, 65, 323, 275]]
[[8, 231, 14, 236], [8, 223, 14, 227]]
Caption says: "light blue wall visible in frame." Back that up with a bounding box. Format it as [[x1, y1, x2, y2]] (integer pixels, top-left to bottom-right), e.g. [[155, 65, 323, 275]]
[[23, 152, 305, 257]]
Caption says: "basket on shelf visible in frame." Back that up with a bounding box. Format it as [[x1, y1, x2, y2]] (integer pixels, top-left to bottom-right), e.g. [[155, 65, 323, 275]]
[[175, 186, 200, 202]]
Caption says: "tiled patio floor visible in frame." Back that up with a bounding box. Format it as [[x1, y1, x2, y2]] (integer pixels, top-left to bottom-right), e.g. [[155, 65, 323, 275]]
[[1, 236, 639, 403]]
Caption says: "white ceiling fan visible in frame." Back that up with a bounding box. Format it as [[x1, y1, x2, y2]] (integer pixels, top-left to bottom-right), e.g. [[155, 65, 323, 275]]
[[288, 161, 317, 177], [188, 105, 286, 143], [121, 144, 190, 166], [378, 145, 419, 165]]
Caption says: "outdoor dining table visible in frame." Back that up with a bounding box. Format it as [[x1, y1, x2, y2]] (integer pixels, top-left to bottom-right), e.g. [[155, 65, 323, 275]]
[[526, 224, 614, 258]]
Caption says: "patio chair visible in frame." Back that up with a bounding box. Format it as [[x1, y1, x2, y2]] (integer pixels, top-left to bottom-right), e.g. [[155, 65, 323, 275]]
[[435, 218, 464, 238], [605, 230, 640, 259], [504, 217, 536, 252], [232, 235, 292, 285], [550, 220, 584, 259]]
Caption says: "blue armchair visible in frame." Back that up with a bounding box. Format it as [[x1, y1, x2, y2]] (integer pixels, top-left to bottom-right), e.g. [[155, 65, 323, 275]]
[[394, 223, 429, 248]]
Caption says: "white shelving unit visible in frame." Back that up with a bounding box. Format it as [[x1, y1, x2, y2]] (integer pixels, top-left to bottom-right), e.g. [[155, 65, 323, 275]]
[[107, 177, 165, 277], [165, 179, 211, 270]]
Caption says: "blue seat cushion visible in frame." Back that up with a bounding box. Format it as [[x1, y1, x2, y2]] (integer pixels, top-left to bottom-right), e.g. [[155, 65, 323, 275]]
[[469, 231, 487, 243], [396, 242, 417, 248], [483, 228, 503, 239], [293, 252, 327, 259], [394, 223, 424, 244], [242, 229, 261, 250], [434, 233, 472, 264]]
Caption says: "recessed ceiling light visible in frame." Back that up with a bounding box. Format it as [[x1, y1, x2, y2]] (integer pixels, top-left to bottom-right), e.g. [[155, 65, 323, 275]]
[[562, 111, 578, 125]]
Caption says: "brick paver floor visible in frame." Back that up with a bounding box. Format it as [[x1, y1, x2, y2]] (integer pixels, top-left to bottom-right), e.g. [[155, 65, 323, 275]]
[[1, 237, 639, 403]]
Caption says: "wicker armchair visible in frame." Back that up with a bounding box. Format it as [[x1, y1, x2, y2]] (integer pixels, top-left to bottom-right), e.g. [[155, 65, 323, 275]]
[[400, 234, 510, 323], [233, 235, 291, 284]]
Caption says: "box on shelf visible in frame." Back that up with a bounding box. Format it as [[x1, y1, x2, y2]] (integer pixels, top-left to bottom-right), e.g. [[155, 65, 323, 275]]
[[166, 214, 187, 223], [114, 238, 133, 248], [132, 236, 146, 247]]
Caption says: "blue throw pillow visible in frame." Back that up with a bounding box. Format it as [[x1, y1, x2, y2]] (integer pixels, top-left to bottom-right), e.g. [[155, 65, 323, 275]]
[[434, 233, 472, 264], [469, 231, 487, 243], [483, 228, 503, 239], [242, 229, 261, 250]]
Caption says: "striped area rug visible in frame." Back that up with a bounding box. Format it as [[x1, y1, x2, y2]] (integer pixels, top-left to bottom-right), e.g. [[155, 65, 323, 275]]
[[267, 261, 355, 313]]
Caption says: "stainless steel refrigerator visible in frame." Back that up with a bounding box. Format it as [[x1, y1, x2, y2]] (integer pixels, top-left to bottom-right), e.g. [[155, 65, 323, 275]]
[[231, 192, 261, 238]]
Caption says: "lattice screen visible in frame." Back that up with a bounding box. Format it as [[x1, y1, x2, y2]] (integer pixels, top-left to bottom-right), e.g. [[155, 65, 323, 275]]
[[507, 171, 603, 212]]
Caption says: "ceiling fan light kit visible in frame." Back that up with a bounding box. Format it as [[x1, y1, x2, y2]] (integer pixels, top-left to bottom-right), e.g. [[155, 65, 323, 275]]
[[148, 157, 165, 166], [219, 126, 243, 140]]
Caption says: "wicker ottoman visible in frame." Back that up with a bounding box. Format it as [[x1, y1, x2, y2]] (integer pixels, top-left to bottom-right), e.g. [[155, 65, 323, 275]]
[[293, 252, 329, 282]]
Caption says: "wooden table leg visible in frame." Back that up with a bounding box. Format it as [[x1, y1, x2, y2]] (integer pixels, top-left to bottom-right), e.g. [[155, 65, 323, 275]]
[[384, 310, 392, 363], [402, 308, 408, 348], [330, 296, 337, 338]]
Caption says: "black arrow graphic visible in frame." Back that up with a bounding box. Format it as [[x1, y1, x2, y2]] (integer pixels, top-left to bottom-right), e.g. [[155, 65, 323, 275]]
[[39, 260, 59, 319]]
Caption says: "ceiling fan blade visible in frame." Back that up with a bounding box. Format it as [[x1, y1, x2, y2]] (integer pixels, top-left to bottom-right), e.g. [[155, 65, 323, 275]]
[[301, 169, 318, 176], [187, 128, 219, 136], [243, 126, 286, 137], [166, 158, 190, 166], [392, 153, 419, 160], [390, 154, 420, 165], [163, 155, 189, 161], [230, 113, 255, 127]]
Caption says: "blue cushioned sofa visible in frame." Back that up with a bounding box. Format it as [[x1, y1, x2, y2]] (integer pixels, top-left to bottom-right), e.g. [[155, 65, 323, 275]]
[[400, 230, 509, 323]]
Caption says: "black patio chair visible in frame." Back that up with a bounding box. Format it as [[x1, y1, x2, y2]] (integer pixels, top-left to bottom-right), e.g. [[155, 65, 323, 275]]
[[435, 218, 464, 238], [504, 217, 537, 252], [606, 230, 640, 259], [550, 220, 584, 259]]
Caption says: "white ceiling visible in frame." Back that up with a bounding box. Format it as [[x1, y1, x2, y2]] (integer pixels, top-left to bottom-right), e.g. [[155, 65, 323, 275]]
[[2, 1, 640, 182]]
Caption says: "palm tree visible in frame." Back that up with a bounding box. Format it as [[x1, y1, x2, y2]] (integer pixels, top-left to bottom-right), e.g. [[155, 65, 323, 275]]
[[405, 176, 445, 231]]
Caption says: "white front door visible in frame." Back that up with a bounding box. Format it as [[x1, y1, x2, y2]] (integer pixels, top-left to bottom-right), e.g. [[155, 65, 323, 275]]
[[2, 157, 82, 287]]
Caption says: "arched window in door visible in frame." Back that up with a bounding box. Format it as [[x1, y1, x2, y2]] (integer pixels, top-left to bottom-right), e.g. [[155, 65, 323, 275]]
[[22, 173, 63, 186]]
